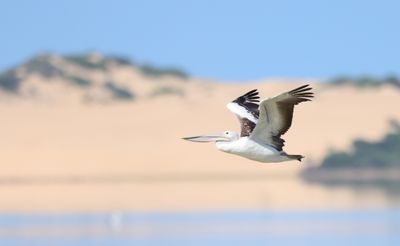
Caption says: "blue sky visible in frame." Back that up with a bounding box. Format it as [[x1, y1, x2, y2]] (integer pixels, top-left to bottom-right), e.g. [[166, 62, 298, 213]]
[[1, 0, 399, 80]]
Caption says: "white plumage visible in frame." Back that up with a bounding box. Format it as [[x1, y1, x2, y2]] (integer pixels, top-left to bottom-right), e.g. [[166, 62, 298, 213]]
[[216, 137, 291, 163], [226, 102, 258, 124]]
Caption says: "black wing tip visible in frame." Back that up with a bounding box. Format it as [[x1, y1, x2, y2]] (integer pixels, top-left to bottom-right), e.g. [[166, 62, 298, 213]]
[[245, 89, 258, 94], [233, 89, 261, 103], [290, 84, 312, 93], [290, 84, 314, 100], [243, 89, 259, 96]]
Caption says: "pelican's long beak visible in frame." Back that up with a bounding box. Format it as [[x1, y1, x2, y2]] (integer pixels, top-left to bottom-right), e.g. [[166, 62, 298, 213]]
[[182, 133, 228, 143]]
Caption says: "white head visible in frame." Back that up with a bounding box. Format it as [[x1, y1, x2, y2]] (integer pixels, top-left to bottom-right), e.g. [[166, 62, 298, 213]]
[[182, 130, 238, 143]]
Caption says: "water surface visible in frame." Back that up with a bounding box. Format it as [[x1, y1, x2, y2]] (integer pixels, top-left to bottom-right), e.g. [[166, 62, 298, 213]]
[[0, 210, 399, 246]]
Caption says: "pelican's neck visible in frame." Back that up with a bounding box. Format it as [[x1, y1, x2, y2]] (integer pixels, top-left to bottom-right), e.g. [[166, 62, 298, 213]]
[[216, 141, 232, 152], [215, 138, 242, 153]]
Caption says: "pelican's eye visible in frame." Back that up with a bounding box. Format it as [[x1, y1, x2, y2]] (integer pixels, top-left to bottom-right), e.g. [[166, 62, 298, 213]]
[[225, 131, 229, 135]]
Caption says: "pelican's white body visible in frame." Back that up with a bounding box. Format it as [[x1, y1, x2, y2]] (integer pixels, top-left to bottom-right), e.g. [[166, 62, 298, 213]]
[[215, 137, 291, 163]]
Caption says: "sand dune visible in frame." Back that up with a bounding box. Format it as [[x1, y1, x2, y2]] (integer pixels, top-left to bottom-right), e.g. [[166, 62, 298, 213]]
[[0, 80, 400, 212]]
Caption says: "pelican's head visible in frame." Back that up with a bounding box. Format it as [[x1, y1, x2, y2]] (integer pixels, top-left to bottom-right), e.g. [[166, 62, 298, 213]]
[[182, 130, 238, 143]]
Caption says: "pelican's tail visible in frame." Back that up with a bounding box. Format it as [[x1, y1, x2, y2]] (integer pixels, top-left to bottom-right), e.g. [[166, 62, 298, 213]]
[[286, 154, 304, 162]]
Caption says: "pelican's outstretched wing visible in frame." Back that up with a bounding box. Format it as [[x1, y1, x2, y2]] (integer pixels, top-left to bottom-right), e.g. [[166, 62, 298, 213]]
[[250, 85, 313, 151], [227, 89, 260, 137]]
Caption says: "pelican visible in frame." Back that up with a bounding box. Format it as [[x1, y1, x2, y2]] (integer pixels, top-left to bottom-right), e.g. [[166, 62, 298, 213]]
[[183, 85, 313, 163]]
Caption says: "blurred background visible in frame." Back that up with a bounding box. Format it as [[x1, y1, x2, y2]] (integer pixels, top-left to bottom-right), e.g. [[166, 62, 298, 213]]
[[1, 0, 400, 245]]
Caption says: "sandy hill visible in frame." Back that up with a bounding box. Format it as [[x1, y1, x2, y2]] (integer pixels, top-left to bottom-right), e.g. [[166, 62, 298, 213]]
[[0, 52, 191, 103], [0, 53, 400, 212]]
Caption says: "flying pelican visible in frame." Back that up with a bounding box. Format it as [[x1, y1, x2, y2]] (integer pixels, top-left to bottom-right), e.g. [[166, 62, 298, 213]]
[[183, 84, 313, 163]]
